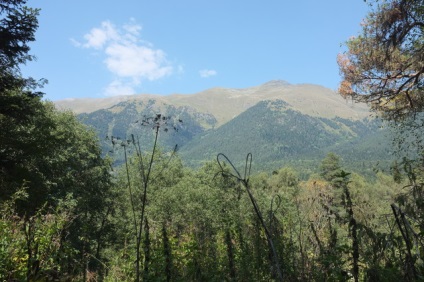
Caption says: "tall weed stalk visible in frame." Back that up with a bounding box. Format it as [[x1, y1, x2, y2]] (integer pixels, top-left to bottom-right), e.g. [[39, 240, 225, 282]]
[[216, 153, 284, 281], [111, 114, 181, 281]]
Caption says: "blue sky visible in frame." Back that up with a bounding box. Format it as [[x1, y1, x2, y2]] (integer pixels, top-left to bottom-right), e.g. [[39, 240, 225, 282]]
[[22, 0, 370, 101]]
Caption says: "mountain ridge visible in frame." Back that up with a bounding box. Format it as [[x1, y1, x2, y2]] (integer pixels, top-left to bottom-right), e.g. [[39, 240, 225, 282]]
[[55, 80, 372, 127], [55, 80, 393, 176]]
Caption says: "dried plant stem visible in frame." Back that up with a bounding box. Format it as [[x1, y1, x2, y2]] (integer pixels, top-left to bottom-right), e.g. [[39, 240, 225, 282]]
[[123, 145, 137, 236], [217, 153, 283, 281], [135, 126, 159, 282]]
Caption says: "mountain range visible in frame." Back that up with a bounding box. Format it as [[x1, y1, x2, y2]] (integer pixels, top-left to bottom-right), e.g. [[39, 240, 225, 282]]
[[55, 80, 396, 177]]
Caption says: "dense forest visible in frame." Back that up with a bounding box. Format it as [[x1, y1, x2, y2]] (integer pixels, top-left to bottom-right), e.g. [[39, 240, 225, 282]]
[[2, 0, 424, 281]]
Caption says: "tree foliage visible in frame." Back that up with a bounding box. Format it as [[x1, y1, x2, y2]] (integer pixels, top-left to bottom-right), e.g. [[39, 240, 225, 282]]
[[0, 0, 47, 197], [0, 2, 116, 278], [338, 0, 424, 121], [320, 152, 342, 182], [0, 0, 46, 117], [3, 0, 424, 280]]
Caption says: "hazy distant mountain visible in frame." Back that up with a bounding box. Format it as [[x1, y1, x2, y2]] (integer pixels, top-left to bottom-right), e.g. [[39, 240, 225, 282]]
[[56, 80, 370, 124], [55, 80, 394, 176]]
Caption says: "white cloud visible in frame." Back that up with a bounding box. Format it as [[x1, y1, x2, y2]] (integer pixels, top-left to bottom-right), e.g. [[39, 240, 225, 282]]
[[105, 43, 172, 80], [70, 38, 82, 48], [82, 21, 119, 49], [199, 69, 217, 78], [75, 20, 173, 95], [104, 79, 135, 97], [123, 18, 142, 37]]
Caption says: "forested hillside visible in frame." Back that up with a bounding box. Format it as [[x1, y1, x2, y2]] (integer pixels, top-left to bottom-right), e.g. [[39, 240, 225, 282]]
[[178, 100, 394, 176], [2, 0, 424, 281], [74, 94, 395, 178]]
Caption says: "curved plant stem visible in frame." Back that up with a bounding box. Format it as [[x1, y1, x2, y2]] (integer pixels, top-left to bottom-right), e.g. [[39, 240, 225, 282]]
[[217, 153, 284, 281]]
